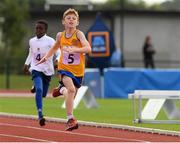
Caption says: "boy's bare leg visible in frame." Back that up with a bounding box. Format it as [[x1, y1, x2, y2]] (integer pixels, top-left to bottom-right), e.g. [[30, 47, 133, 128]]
[[63, 76, 76, 117], [62, 76, 78, 131]]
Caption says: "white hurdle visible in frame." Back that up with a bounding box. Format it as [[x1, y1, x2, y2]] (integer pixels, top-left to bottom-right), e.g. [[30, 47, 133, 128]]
[[128, 90, 180, 124], [62, 86, 98, 109]]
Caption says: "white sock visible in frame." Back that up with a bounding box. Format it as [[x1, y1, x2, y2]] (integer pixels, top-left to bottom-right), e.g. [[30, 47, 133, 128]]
[[67, 114, 74, 120], [59, 87, 66, 94]]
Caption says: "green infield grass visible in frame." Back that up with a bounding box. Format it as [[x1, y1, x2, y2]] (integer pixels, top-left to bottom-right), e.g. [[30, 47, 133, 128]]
[[1, 74, 180, 131], [0, 97, 180, 132], [0, 74, 59, 90]]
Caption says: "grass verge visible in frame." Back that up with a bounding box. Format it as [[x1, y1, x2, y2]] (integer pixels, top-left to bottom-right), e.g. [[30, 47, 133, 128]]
[[0, 97, 180, 131]]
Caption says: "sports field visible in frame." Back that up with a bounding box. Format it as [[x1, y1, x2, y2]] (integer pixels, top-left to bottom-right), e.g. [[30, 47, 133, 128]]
[[0, 75, 180, 132], [1, 97, 180, 132]]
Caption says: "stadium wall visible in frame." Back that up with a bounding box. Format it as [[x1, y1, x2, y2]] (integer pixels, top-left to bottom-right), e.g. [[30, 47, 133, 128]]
[[26, 10, 180, 68]]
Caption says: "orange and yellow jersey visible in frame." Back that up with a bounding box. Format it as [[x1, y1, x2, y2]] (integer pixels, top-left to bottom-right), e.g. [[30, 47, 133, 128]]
[[58, 30, 85, 77]]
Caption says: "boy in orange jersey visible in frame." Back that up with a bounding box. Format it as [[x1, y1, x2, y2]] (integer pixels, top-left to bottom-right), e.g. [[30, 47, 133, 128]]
[[36, 8, 91, 131]]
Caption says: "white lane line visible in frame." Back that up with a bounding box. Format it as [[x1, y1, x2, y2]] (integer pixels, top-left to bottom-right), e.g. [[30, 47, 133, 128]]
[[0, 133, 50, 142], [1, 112, 179, 137], [0, 123, 146, 142]]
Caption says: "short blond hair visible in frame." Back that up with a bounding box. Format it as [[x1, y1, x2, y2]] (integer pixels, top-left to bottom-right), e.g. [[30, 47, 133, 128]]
[[63, 8, 79, 20]]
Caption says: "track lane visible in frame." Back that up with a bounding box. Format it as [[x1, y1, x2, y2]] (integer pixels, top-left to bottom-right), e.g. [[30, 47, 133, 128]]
[[0, 116, 179, 142]]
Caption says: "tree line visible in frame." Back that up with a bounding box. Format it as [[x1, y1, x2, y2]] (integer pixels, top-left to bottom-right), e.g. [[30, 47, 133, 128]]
[[0, 0, 179, 74]]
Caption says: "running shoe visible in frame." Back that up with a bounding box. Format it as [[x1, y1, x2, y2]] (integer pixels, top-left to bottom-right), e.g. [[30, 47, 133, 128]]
[[52, 85, 64, 97], [65, 118, 78, 131], [30, 85, 36, 93], [39, 117, 46, 126]]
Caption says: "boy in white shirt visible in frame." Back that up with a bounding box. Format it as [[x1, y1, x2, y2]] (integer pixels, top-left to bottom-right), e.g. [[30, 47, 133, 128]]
[[23, 20, 58, 126]]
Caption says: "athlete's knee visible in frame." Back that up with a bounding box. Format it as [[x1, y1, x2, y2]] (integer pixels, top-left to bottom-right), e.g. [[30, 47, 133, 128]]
[[67, 86, 76, 95], [36, 87, 43, 94]]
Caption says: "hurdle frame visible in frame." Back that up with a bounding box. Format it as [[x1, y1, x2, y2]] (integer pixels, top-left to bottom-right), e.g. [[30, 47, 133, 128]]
[[129, 90, 180, 124]]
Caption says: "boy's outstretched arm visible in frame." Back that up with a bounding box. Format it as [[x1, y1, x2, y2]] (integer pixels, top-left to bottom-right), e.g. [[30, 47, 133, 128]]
[[36, 40, 60, 66]]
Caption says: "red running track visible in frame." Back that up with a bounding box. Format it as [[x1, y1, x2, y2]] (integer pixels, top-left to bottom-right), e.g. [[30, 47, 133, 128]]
[[0, 116, 180, 142]]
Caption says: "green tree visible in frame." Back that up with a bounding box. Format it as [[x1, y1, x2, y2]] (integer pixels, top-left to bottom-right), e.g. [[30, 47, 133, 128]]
[[161, 0, 180, 11], [92, 0, 146, 10], [92, 0, 163, 11], [0, 0, 29, 59]]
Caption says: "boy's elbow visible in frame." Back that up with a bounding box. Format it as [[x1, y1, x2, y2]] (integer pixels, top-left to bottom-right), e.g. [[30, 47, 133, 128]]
[[87, 46, 91, 53]]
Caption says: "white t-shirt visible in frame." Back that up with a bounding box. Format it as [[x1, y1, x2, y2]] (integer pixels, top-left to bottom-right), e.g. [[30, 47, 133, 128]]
[[25, 34, 56, 76]]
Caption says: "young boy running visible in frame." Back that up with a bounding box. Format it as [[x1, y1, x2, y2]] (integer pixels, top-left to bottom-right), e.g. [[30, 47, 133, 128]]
[[37, 8, 91, 131], [23, 20, 58, 126]]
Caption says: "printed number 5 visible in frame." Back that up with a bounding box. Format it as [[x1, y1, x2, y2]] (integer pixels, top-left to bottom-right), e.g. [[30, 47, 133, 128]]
[[68, 54, 74, 64]]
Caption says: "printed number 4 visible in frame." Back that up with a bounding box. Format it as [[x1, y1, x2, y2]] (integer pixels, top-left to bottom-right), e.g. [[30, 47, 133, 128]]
[[36, 54, 41, 61], [68, 54, 74, 64]]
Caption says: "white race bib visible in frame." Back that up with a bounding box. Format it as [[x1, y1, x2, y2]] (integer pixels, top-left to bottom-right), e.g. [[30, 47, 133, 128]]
[[62, 46, 80, 65]]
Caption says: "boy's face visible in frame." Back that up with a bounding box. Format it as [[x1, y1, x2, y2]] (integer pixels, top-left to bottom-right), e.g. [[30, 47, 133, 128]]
[[35, 23, 46, 38], [62, 13, 79, 28]]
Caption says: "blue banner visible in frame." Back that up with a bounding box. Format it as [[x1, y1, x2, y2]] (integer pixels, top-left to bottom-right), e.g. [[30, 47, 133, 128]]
[[104, 68, 180, 98]]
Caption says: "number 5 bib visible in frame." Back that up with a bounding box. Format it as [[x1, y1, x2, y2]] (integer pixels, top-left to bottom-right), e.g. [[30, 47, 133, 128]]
[[62, 51, 80, 65]]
